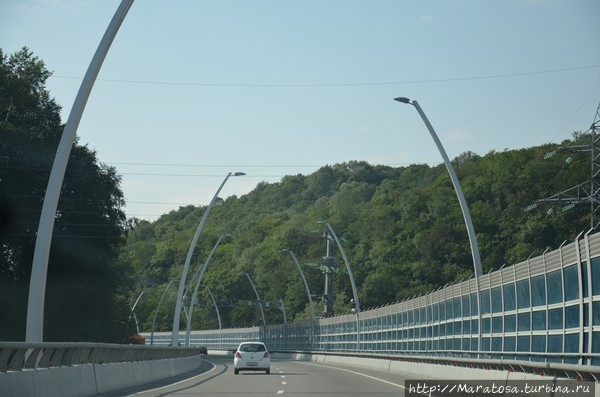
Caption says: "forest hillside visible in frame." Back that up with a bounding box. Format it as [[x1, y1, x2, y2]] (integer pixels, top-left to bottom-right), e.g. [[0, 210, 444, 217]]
[[121, 138, 591, 333], [1, 47, 592, 341]]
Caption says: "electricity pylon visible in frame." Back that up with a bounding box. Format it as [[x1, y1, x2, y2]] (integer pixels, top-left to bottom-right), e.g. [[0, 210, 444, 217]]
[[528, 101, 600, 229]]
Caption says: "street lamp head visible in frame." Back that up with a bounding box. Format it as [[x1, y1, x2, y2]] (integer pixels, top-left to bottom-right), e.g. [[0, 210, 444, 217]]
[[281, 248, 290, 253], [317, 220, 327, 225], [393, 96, 411, 104], [233, 172, 246, 176]]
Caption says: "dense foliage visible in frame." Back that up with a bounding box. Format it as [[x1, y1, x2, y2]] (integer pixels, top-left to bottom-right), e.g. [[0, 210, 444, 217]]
[[121, 140, 591, 334], [0, 48, 133, 342], [1, 47, 592, 342]]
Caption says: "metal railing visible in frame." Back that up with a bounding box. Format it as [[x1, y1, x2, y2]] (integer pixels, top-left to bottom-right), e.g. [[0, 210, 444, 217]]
[[145, 231, 600, 381]]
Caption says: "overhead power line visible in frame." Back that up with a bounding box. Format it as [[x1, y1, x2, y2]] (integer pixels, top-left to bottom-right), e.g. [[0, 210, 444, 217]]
[[50, 64, 600, 88], [107, 162, 324, 168]]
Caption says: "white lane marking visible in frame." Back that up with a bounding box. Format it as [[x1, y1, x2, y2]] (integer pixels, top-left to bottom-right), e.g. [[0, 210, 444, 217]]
[[130, 360, 217, 395], [281, 375, 286, 378], [277, 390, 285, 394], [297, 361, 406, 390], [282, 381, 287, 385]]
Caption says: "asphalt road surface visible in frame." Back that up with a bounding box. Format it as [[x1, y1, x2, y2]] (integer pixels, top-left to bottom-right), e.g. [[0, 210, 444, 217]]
[[106, 355, 411, 396]]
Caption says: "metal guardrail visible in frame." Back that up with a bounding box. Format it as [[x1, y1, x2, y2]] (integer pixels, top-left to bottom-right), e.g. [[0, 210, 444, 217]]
[[0, 342, 205, 372], [2, 341, 599, 386], [154, 231, 600, 376]]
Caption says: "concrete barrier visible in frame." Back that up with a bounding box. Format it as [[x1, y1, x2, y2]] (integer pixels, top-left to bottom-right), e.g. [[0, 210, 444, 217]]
[[94, 355, 202, 394], [2, 351, 596, 397], [0, 365, 98, 397], [0, 356, 204, 397]]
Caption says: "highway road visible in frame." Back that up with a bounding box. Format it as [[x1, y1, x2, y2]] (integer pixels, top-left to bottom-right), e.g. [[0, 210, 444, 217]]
[[104, 355, 411, 396]]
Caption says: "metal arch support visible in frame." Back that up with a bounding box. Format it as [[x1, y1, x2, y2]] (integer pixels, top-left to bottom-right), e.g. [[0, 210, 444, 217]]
[[394, 97, 483, 353], [317, 221, 361, 313], [150, 280, 175, 345], [245, 273, 267, 328], [317, 221, 361, 350], [172, 172, 243, 346], [185, 234, 230, 346], [25, 0, 135, 343], [282, 249, 316, 319]]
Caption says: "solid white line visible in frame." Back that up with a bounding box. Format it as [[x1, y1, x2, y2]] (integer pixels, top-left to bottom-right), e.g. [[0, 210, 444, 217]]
[[298, 361, 406, 390]]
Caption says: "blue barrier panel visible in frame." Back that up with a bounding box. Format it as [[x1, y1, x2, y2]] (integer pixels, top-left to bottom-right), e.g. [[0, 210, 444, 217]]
[[144, 231, 600, 377]]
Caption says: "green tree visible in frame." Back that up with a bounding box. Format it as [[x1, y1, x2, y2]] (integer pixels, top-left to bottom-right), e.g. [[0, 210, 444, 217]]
[[0, 48, 132, 342], [119, 146, 591, 330]]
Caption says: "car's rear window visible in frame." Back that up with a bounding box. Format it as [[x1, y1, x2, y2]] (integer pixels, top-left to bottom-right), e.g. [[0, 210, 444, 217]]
[[240, 344, 266, 352]]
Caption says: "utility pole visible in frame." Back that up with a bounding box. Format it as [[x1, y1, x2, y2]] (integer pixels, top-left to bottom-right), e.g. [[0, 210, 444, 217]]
[[321, 235, 337, 317]]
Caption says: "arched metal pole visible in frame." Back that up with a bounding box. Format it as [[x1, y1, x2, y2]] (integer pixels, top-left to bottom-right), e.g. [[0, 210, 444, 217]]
[[279, 298, 287, 324], [204, 286, 222, 347], [282, 249, 316, 319], [317, 222, 360, 312], [171, 172, 244, 346], [245, 272, 266, 328], [127, 290, 144, 329], [187, 234, 231, 296], [394, 96, 483, 351], [150, 280, 174, 346], [186, 234, 230, 346], [25, 0, 135, 343], [317, 221, 361, 350]]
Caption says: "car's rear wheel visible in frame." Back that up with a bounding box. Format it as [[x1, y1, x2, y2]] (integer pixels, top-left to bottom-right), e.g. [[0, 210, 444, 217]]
[[234, 368, 239, 375], [266, 368, 270, 375]]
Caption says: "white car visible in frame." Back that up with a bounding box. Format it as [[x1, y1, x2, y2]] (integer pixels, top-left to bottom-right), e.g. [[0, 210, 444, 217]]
[[233, 342, 271, 375]]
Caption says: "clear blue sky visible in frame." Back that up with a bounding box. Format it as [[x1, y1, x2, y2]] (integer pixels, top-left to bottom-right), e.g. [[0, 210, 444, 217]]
[[2, 0, 600, 221]]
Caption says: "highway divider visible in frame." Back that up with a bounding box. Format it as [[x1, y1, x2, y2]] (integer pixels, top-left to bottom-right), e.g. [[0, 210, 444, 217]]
[[0, 342, 206, 397]]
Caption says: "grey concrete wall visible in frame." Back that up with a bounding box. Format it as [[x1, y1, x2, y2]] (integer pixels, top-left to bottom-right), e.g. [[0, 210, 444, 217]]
[[0, 355, 204, 397], [2, 352, 595, 397], [0, 365, 97, 397]]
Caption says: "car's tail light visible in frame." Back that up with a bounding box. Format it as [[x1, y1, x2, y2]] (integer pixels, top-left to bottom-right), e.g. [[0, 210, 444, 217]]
[[235, 352, 241, 358], [263, 352, 270, 359]]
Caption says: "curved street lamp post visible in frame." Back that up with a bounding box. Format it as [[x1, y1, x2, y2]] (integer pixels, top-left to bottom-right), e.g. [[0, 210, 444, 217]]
[[171, 172, 245, 346], [128, 291, 144, 334], [317, 221, 361, 350], [244, 272, 267, 328], [25, 0, 135, 343], [203, 285, 223, 347], [150, 280, 174, 345], [282, 249, 316, 319], [186, 233, 231, 346], [279, 298, 287, 324], [394, 97, 483, 349]]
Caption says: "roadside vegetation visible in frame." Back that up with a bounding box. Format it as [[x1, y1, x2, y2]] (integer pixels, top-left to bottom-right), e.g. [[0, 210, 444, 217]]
[[0, 48, 591, 341]]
